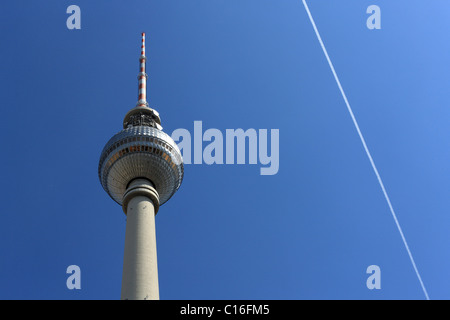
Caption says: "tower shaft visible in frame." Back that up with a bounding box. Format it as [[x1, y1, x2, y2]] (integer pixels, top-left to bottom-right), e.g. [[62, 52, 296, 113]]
[[121, 179, 160, 300]]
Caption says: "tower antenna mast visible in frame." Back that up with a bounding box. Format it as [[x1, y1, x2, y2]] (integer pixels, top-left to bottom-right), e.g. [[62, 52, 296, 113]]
[[137, 32, 148, 107]]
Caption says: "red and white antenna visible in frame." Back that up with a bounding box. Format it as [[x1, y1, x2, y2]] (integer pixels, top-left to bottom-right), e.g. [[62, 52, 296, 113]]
[[137, 32, 148, 107], [123, 32, 162, 130]]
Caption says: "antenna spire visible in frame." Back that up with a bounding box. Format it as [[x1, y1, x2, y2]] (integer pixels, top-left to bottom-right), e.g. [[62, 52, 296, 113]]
[[123, 32, 162, 130], [137, 32, 148, 107]]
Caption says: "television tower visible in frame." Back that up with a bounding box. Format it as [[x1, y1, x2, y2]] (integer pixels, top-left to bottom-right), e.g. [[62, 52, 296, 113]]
[[98, 33, 184, 300]]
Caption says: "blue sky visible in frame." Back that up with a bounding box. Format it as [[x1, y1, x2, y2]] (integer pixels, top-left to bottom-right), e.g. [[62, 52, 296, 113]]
[[1, 0, 449, 299]]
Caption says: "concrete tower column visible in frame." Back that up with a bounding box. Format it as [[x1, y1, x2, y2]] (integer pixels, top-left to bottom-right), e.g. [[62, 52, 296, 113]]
[[120, 178, 160, 300]]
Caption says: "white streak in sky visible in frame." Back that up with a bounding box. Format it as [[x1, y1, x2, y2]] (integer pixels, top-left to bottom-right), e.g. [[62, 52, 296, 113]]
[[302, 0, 429, 300]]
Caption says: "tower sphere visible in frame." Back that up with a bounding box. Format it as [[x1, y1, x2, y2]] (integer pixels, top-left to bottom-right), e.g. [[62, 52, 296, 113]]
[[98, 33, 183, 207], [98, 125, 183, 206]]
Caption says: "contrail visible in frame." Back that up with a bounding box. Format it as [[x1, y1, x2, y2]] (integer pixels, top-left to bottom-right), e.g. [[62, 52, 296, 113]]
[[301, 0, 429, 300]]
